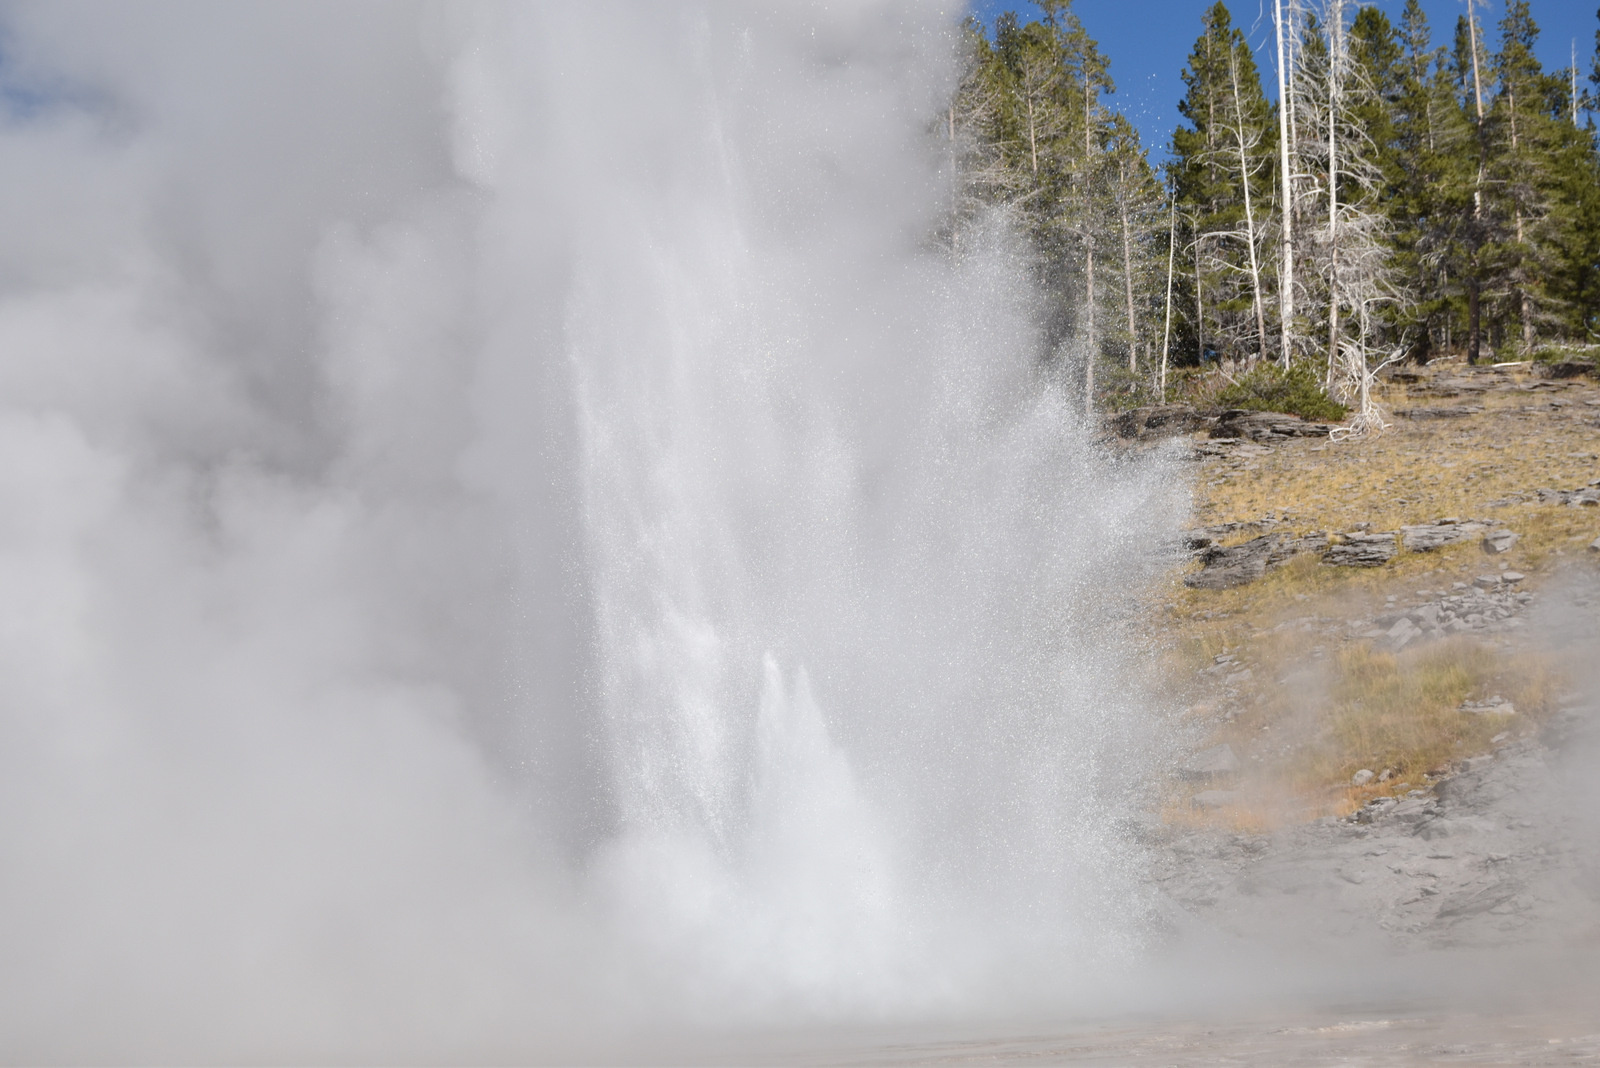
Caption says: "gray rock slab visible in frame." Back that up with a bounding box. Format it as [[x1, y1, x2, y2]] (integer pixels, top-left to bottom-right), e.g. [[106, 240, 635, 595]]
[[1324, 532, 1398, 567]]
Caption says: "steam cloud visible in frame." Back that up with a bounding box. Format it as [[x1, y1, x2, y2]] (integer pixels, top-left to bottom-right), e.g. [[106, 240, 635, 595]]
[[0, 2, 1183, 1059]]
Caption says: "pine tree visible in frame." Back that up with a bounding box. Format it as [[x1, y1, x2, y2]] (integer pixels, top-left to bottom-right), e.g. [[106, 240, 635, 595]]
[[1171, 2, 1277, 367], [1385, 0, 1463, 359], [1481, 2, 1562, 356], [1592, 7, 1600, 107], [945, 3, 1166, 409], [944, 21, 1021, 252], [1349, 6, 1407, 352], [1541, 12, 1600, 344]]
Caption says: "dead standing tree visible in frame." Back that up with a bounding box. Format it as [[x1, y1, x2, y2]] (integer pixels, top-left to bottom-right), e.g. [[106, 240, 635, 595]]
[[1273, 0, 1298, 368], [1298, 0, 1409, 439], [1197, 46, 1273, 367]]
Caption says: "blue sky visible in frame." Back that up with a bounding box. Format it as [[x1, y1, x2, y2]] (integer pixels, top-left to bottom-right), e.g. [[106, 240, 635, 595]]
[[967, 0, 1597, 163]]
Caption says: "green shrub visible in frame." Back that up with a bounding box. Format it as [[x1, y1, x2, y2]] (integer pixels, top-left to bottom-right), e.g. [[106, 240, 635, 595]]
[[1215, 361, 1348, 422], [1531, 342, 1598, 365], [1094, 361, 1159, 412]]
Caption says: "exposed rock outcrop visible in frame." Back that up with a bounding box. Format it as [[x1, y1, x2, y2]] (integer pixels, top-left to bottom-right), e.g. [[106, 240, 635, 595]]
[[1323, 531, 1397, 567], [1211, 409, 1335, 442], [1399, 519, 1488, 551], [1535, 359, 1597, 380], [1106, 404, 1212, 441], [1184, 532, 1304, 588]]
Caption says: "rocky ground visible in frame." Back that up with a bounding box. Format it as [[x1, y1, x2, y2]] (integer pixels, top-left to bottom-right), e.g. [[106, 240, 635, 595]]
[[1132, 359, 1600, 957], [1152, 688, 1600, 956]]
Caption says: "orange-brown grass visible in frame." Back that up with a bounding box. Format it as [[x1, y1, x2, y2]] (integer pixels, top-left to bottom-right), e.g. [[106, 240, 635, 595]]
[[1151, 362, 1598, 829], [1299, 638, 1559, 792], [1159, 636, 1565, 827], [1194, 371, 1600, 538]]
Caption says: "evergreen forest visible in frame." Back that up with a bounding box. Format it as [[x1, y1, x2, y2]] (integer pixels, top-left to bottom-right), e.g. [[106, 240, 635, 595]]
[[948, 0, 1600, 428]]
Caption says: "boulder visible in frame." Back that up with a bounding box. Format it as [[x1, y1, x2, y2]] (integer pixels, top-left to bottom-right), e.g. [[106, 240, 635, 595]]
[[1590, 536, 1600, 553], [1107, 404, 1212, 441], [1351, 768, 1375, 786], [1323, 532, 1397, 567], [1481, 529, 1520, 554]]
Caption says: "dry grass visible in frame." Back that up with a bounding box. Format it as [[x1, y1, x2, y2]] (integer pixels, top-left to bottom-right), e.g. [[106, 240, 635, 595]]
[[1155, 360, 1598, 829], [1297, 638, 1560, 797], [1195, 370, 1600, 536]]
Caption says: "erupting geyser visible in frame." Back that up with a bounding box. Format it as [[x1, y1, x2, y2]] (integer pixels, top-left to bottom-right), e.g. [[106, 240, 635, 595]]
[[0, 2, 1183, 1058]]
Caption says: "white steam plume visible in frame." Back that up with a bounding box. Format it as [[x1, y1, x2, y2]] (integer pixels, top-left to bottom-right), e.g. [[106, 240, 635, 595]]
[[0, 2, 1183, 1059]]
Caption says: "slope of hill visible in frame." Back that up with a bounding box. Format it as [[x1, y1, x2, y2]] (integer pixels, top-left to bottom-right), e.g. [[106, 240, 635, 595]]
[[1129, 358, 1600, 952]]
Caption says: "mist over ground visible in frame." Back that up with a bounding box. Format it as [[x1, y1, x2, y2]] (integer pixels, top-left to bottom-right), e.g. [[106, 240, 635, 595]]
[[0, 2, 1189, 1060]]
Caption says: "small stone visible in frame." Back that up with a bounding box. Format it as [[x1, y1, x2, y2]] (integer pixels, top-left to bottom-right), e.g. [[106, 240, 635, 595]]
[[1473, 575, 1501, 589], [1384, 617, 1421, 650], [1589, 536, 1600, 553], [1351, 768, 1376, 786], [1491, 732, 1510, 743], [1500, 571, 1524, 583]]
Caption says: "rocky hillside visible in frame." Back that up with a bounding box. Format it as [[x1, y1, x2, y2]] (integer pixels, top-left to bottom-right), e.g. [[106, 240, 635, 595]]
[[1121, 358, 1600, 952]]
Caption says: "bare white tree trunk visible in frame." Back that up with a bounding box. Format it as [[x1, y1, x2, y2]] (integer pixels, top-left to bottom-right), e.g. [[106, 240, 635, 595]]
[[1084, 242, 1096, 415], [1312, 0, 1405, 443], [1118, 167, 1138, 372], [1574, 41, 1582, 124], [1325, 0, 1340, 391], [1274, 0, 1295, 368], [1507, 90, 1536, 356], [1229, 51, 1269, 363], [1161, 196, 1177, 401], [1466, 0, 1486, 364]]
